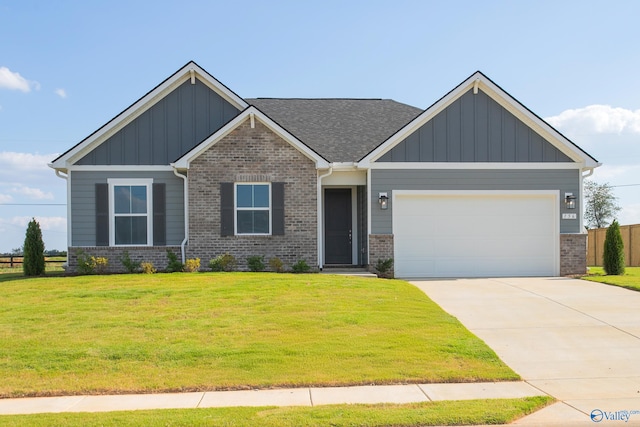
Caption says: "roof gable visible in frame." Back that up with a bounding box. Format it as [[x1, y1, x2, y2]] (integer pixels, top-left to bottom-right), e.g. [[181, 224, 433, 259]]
[[50, 61, 247, 171], [172, 106, 329, 170], [360, 71, 600, 168]]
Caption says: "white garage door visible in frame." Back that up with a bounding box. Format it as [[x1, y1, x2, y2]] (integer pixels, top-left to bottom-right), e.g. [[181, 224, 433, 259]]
[[393, 191, 558, 278]]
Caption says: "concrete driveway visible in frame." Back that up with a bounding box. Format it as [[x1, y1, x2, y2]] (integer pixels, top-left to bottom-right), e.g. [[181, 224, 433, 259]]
[[412, 277, 640, 426]]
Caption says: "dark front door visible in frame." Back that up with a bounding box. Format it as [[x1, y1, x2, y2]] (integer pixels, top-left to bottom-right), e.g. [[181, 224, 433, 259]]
[[325, 188, 352, 264]]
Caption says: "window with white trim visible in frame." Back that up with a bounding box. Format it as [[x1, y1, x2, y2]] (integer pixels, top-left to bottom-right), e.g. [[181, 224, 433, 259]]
[[235, 183, 271, 235], [108, 179, 153, 246]]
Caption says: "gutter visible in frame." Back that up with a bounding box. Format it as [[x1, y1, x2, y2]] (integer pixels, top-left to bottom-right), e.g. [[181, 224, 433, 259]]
[[317, 167, 333, 270], [172, 167, 189, 264]]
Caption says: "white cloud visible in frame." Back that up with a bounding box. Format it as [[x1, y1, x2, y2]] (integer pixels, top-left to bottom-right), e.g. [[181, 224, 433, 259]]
[[0, 66, 40, 92], [0, 216, 66, 231], [546, 105, 640, 135], [0, 152, 57, 172], [0, 194, 13, 203], [9, 184, 54, 200], [54, 88, 67, 98]]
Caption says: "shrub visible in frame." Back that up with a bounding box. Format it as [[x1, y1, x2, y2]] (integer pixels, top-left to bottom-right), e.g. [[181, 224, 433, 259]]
[[23, 218, 45, 276], [166, 249, 184, 272], [247, 255, 265, 272], [374, 258, 394, 278], [291, 259, 310, 273], [209, 253, 237, 272], [75, 250, 108, 275], [268, 257, 285, 273], [184, 258, 201, 272], [120, 250, 141, 273], [603, 220, 625, 275], [140, 261, 156, 274]]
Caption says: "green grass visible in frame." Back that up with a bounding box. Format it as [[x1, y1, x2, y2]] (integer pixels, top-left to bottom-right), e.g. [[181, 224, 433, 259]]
[[0, 397, 553, 426], [582, 266, 640, 291], [0, 273, 517, 398]]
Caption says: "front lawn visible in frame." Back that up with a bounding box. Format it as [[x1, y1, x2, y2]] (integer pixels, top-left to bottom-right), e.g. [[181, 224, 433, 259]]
[[582, 266, 640, 291], [0, 273, 517, 398], [0, 397, 553, 427]]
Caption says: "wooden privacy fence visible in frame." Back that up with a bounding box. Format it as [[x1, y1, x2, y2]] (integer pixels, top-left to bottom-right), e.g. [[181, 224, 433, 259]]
[[587, 224, 640, 267]]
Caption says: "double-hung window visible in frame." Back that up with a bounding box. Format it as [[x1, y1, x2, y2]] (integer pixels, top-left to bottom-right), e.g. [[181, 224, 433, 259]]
[[108, 179, 153, 246], [235, 183, 271, 235]]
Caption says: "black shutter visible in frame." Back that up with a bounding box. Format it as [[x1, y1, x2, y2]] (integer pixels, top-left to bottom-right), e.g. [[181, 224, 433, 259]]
[[95, 183, 109, 246], [220, 183, 234, 236], [272, 182, 285, 236], [153, 183, 166, 246]]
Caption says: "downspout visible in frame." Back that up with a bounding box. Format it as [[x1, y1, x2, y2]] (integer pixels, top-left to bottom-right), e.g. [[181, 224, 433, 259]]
[[317, 167, 333, 270], [55, 169, 71, 261], [173, 168, 189, 264], [580, 167, 595, 232]]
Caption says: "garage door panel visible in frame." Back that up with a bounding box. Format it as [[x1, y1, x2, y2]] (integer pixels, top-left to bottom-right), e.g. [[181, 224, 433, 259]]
[[393, 193, 557, 278]]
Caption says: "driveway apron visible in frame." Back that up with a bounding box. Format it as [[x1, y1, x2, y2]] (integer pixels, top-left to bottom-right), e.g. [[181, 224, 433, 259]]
[[411, 277, 640, 425]]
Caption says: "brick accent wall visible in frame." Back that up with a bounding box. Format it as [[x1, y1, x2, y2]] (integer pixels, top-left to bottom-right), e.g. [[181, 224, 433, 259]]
[[368, 234, 394, 276], [187, 119, 318, 270], [67, 246, 182, 273], [560, 233, 587, 276]]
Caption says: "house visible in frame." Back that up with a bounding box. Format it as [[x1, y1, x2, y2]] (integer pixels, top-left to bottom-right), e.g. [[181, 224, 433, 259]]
[[50, 61, 600, 277]]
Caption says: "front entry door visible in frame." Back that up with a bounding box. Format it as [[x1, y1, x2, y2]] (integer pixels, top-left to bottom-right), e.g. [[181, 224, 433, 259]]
[[325, 188, 352, 264]]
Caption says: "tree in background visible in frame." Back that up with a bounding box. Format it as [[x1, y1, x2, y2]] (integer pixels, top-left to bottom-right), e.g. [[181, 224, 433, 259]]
[[584, 181, 621, 229], [23, 218, 45, 276], [603, 220, 625, 275]]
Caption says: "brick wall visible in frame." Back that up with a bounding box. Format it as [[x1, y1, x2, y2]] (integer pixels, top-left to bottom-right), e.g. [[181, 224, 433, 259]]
[[67, 246, 182, 273], [368, 234, 394, 276], [560, 233, 587, 276], [187, 119, 318, 270]]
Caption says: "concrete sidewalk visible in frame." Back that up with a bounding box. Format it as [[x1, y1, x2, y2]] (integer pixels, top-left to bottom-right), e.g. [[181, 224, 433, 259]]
[[0, 382, 543, 415]]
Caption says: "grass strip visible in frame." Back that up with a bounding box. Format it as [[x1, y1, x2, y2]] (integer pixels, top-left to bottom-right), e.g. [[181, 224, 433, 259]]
[[0, 397, 553, 427], [582, 267, 640, 291]]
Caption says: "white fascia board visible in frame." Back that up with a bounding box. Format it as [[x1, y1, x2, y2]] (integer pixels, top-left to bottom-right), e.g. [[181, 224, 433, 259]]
[[50, 62, 249, 170], [360, 72, 599, 169], [368, 162, 584, 170], [68, 165, 175, 172], [173, 107, 329, 169]]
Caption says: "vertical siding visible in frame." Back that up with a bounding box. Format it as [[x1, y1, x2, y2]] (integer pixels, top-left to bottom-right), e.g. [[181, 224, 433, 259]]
[[77, 79, 240, 166], [378, 89, 573, 163], [70, 170, 185, 246], [370, 168, 581, 235]]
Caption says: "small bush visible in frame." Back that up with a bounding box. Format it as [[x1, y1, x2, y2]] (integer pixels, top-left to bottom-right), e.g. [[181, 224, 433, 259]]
[[140, 261, 156, 274], [120, 251, 141, 273], [375, 258, 394, 273], [184, 258, 201, 272], [23, 218, 45, 276], [603, 220, 625, 275], [75, 250, 108, 275], [166, 249, 184, 272], [209, 253, 237, 272], [291, 259, 310, 273], [247, 255, 265, 272], [269, 257, 285, 273]]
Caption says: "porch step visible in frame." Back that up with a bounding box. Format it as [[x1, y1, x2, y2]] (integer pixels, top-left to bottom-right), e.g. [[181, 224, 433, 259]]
[[321, 266, 377, 278]]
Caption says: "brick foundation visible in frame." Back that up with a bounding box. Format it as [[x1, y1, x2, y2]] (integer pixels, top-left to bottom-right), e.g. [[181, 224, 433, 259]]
[[560, 233, 587, 276], [67, 246, 182, 273], [368, 234, 394, 277]]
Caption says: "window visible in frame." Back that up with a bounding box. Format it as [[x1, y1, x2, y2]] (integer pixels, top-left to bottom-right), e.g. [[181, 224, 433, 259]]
[[235, 183, 270, 235], [108, 179, 153, 246]]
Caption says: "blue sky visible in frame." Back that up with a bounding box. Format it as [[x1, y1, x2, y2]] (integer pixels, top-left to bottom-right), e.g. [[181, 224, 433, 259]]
[[1, 0, 639, 253]]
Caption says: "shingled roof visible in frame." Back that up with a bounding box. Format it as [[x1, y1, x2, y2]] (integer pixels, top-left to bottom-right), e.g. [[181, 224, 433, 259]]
[[246, 98, 423, 162]]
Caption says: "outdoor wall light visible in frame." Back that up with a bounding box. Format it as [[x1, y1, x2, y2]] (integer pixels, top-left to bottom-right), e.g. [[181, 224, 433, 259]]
[[564, 193, 576, 209], [379, 192, 389, 210]]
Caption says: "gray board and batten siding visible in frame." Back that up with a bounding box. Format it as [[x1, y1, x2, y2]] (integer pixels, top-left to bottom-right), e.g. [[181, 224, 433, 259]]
[[70, 171, 185, 246], [370, 169, 582, 235], [377, 89, 573, 163], [77, 79, 240, 166]]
